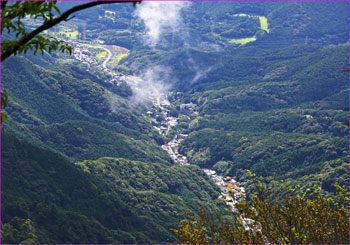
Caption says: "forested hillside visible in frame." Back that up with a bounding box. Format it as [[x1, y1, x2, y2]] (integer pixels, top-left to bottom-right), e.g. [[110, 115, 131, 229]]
[[119, 2, 349, 196], [1, 1, 348, 244], [2, 56, 169, 163], [2, 132, 230, 243], [175, 44, 349, 194]]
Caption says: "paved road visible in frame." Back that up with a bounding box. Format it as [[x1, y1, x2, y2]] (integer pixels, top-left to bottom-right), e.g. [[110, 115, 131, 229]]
[[101, 47, 112, 69]]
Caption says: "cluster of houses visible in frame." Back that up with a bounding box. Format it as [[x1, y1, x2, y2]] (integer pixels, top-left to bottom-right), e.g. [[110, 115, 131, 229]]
[[152, 116, 177, 136], [161, 136, 189, 164], [66, 40, 127, 86], [147, 93, 176, 136], [65, 38, 259, 233], [203, 169, 245, 212], [146, 93, 191, 164], [148, 93, 170, 108], [70, 41, 98, 69], [203, 169, 260, 232], [180, 102, 197, 115], [65, 38, 259, 234]]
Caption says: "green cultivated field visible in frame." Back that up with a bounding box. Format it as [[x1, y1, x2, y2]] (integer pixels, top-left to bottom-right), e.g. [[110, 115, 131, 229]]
[[97, 51, 107, 58], [229, 36, 257, 45], [259, 16, 269, 33], [230, 13, 269, 45]]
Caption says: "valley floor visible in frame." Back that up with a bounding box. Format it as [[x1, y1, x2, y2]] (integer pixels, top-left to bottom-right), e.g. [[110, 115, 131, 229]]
[[67, 37, 249, 221], [145, 90, 251, 227]]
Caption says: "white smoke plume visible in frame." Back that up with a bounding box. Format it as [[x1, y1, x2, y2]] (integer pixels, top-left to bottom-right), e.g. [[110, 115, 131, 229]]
[[192, 66, 216, 84], [134, 1, 191, 47], [186, 53, 219, 84], [125, 1, 189, 105], [126, 1, 219, 107], [129, 65, 174, 105]]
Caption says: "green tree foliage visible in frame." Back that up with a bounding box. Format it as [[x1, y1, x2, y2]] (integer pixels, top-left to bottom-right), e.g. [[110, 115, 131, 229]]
[[1, 1, 141, 61], [340, 68, 349, 127], [1, 218, 39, 244], [238, 172, 349, 244], [2, 2, 349, 243], [173, 172, 349, 244], [1, 89, 8, 123], [170, 44, 349, 197], [172, 208, 266, 244], [2, 56, 169, 162], [1, 133, 229, 243], [1, 0, 140, 122], [1, 1, 72, 61]]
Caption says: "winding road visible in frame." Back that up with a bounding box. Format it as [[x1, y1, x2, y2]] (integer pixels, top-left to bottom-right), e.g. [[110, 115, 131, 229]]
[[101, 47, 112, 69]]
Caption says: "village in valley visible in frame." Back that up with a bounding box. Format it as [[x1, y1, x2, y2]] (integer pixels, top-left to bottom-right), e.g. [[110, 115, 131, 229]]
[[144, 89, 247, 215], [66, 39, 130, 86], [53, 33, 248, 220], [145, 91, 253, 229], [203, 169, 246, 212]]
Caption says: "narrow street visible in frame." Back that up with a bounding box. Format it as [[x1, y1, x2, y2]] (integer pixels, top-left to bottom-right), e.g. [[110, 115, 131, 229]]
[[101, 46, 112, 69]]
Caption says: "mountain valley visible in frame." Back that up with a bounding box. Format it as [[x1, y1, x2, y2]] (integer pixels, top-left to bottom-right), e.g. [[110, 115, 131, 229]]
[[1, 1, 349, 244]]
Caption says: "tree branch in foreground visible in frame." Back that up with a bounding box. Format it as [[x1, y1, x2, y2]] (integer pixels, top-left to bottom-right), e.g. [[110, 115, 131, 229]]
[[1, 1, 139, 62]]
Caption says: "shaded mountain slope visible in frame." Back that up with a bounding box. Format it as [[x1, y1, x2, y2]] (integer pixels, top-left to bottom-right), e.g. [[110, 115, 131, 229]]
[[1, 133, 228, 244], [2, 56, 168, 163]]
